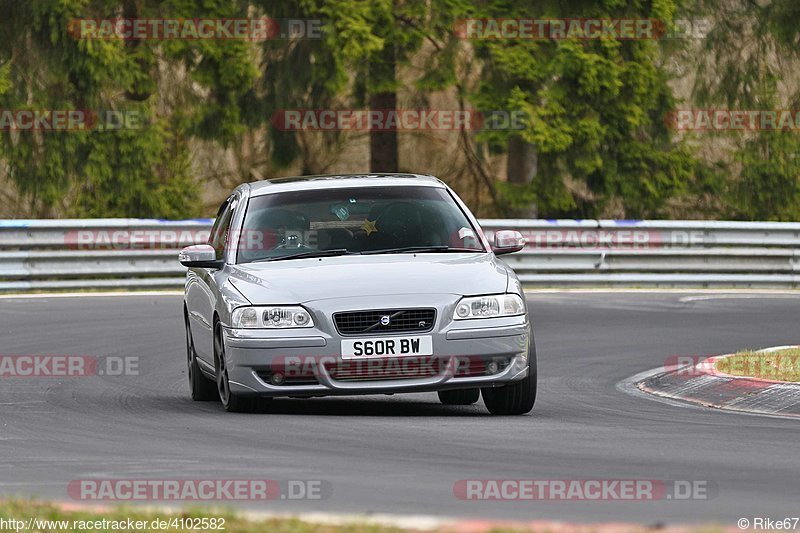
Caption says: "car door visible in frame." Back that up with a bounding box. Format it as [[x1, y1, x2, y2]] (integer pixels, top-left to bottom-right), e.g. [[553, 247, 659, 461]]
[[186, 195, 237, 364]]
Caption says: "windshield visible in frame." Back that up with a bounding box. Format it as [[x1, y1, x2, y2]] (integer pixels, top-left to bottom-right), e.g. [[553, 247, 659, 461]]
[[236, 186, 485, 263]]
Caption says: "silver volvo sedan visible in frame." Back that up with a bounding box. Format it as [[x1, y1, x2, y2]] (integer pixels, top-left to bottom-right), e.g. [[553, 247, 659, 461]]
[[180, 174, 536, 414]]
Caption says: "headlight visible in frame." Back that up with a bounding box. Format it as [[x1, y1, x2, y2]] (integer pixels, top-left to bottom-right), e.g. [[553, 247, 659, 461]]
[[453, 294, 525, 320], [231, 306, 314, 329]]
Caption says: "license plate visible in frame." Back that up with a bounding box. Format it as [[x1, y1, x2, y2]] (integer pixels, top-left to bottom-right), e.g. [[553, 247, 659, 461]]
[[341, 336, 433, 359]]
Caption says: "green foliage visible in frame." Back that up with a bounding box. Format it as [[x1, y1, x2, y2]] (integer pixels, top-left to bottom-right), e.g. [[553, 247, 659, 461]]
[[75, 108, 197, 218], [470, 0, 702, 218], [692, 0, 800, 221], [253, 0, 385, 169], [0, 0, 797, 221], [0, 0, 257, 217], [733, 132, 800, 221]]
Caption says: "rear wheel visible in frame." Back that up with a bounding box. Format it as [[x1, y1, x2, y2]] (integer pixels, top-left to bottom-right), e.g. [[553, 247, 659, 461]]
[[214, 323, 255, 413], [438, 388, 480, 405], [482, 334, 537, 415], [185, 315, 217, 401]]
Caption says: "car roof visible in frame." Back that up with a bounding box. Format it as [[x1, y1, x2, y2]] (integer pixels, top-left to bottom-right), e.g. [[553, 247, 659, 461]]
[[243, 173, 446, 197]]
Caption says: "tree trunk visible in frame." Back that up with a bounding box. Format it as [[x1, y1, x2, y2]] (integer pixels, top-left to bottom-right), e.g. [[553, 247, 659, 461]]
[[369, 44, 398, 173], [506, 136, 538, 217], [122, 0, 152, 102]]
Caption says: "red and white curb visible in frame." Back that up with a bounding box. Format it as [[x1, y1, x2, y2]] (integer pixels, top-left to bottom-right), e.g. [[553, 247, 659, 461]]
[[625, 346, 800, 418]]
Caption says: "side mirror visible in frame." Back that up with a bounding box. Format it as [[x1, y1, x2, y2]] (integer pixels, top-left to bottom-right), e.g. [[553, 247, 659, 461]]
[[492, 230, 526, 255], [179, 244, 224, 269]]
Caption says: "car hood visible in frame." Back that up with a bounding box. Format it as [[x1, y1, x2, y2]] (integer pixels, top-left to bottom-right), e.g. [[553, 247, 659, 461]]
[[227, 253, 509, 304]]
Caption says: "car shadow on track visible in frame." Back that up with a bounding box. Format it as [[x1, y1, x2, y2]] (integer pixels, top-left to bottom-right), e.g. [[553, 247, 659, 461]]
[[251, 397, 493, 417], [173, 395, 508, 417]]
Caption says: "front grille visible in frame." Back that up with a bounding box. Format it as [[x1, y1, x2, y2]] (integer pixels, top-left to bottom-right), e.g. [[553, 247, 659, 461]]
[[333, 308, 436, 336], [255, 356, 510, 385], [324, 356, 510, 382]]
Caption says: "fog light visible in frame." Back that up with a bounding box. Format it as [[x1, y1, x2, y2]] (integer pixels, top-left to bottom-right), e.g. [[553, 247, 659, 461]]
[[486, 360, 500, 375], [270, 372, 285, 385]]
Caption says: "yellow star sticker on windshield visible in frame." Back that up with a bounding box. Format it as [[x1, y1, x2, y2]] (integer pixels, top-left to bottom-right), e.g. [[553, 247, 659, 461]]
[[362, 219, 378, 236]]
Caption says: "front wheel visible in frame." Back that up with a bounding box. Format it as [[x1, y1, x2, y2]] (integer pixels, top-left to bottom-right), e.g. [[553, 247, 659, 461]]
[[186, 316, 217, 401], [482, 335, 537, 415], [214, 323, 255, 413]]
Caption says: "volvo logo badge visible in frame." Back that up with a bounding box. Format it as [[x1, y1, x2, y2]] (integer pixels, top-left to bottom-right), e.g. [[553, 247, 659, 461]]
[[380, 315, 391, 326]]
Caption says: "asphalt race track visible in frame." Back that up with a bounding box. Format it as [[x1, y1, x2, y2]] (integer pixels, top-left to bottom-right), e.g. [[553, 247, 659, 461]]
[[1, 292, 799, 524]]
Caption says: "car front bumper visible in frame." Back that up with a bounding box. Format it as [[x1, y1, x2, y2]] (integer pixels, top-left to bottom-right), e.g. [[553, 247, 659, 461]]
[[222, 317, 532, 398]]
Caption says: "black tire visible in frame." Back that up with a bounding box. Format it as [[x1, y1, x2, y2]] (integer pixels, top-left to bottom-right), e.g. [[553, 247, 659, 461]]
[[481, 333, 537, 415], [185, 314, 218, 401], [438, 388, 480, 405], [214, 322, 255, 413]]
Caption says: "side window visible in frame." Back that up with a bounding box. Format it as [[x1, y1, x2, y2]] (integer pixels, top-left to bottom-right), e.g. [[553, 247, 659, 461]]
[[208, 197, 237, 260]]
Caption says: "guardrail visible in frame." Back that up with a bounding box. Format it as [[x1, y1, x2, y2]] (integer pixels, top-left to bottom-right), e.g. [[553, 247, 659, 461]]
[[1, 218, 799, 291]]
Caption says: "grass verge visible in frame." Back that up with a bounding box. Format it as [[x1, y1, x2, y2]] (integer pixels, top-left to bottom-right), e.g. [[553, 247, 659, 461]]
[[0, 499, 737, 533], [0, 499, 413, 533], [715, 347, 800, 382]]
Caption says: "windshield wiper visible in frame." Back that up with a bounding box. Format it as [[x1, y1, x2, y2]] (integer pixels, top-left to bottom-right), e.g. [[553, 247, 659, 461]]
[[361, 246, 483, 255], [251, 249, 354, 263]]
